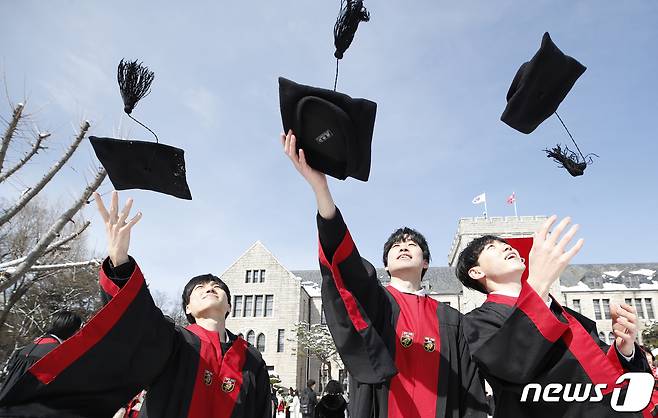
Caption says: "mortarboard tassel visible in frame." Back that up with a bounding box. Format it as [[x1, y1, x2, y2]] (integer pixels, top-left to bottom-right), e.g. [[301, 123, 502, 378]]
[[333, 0, 370, 90], [544, 112, 598, 177], [117, 59, 159, 143]]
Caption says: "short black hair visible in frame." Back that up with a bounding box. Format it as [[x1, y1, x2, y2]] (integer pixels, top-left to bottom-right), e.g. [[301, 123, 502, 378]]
[[307, 379, 316, 388], [383, 227, 431, 278], [46, 310, 83, 340], [181, 274, 231, 323], [455, 235, 508, 294], [324, 380, 343, 395]]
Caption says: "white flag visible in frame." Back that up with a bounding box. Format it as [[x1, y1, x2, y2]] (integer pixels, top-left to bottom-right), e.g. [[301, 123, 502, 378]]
[[472, 193, 486, 205]]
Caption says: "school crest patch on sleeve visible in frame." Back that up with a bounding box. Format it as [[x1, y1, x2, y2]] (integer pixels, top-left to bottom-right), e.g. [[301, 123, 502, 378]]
[[400, 331, 414, 348], [203, 370, 213, 386], [222, 377, 236, 393], [423, 337, 436, 352]]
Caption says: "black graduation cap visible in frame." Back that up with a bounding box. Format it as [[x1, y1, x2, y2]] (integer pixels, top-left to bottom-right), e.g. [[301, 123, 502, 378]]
[[501, 32, 597, 177], [501, 32, 586, 134], [279, 0, 374, 181], [90, 59, 192, 199], [279, 77, 376, 181]]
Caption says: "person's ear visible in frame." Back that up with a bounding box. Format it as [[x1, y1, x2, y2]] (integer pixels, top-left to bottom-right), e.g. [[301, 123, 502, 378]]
[[468, 267, 485, 281]]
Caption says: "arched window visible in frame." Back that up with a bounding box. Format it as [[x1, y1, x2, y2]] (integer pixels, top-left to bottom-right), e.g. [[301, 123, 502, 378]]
[[257, 333, 266, 352], [246, 330, 255, 346], [608, 332, 615, 345], [598, 332, 605, 342]]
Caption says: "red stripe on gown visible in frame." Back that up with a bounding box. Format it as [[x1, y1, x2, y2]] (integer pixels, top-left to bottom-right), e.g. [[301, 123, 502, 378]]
[[186, 325, 248, 418], [386, 286, 440, 418], [318, 230, 368, 331]]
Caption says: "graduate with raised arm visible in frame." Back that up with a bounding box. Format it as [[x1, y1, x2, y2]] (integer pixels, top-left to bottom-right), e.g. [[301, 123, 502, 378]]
[[456, 216, 651, 417], [282, 130, 488, 418], [0, 191, 272, 418]]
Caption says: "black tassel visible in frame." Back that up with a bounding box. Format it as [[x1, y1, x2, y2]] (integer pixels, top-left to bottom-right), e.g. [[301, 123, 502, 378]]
[[333, 0, 370, 60], [544, 144, 598, 177], [117, 59, 155, 115]]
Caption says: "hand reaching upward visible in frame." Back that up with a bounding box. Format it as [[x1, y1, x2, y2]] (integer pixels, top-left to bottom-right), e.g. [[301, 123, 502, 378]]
[[94, 191, 142, 266]]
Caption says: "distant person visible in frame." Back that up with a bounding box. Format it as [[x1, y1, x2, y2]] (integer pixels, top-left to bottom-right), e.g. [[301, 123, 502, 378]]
[[314, 380, 346, 418], [300, 379, 317, 418]]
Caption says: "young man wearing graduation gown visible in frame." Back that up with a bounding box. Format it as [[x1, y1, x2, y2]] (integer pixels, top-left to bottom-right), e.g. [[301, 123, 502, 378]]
[[0, 311, 82, 397], [0, 191, 272, 418], [282, 131, 488, 418], [456, 215, 651, 417]]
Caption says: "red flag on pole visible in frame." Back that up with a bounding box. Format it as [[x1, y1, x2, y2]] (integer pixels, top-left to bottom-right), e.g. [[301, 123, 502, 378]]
[[506, 192, 516, 205]]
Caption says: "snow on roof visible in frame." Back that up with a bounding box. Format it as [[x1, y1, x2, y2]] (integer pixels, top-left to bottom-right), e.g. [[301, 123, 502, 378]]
[[629, 269, 656, 277], [603, 271, 623, 278], [560, 282, 591, 291]]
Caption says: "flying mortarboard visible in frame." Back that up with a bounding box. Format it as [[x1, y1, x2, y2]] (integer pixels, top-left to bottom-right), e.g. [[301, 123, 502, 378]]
[[279, 0, 375, 182], [90, 59, 192, 199], [501, 32, 597, 177]]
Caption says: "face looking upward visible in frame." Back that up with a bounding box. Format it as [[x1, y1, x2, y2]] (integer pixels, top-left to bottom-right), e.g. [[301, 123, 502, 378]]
[[386, 238, 429, 278], [185, 281, 230, 321], [468, 240, 526, 289]]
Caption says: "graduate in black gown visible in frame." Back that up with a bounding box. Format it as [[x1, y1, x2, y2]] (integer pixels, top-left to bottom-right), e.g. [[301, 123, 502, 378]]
[[0, 311, 82, 396], [456, 216, 651, 417], [0, 191, 272, 418], [281, 131, 488, 418]]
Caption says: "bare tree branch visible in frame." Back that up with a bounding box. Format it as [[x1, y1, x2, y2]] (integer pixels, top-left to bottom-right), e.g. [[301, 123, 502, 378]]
[[0, 132, 50, 183], [0, 220, 91, 269], [1, 259, 100, 276], [0, 168, 106, 292], [0, 103, 24, 174], [0, 120, 90, 227]]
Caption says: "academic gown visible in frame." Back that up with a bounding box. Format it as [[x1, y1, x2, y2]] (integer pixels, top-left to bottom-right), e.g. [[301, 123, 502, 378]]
[[463, 286, 652, 418], [0, 258, 272, 418], [0, 336, 61, 399], [317, 208, 488, 418]]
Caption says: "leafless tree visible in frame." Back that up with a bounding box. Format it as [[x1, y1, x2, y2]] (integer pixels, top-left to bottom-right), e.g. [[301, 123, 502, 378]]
[[0, 99, 107, 353]]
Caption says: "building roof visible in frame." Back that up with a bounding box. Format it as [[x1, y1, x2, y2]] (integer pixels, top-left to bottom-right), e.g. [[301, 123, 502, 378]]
[[292, 266, 462, 295], [560, 263, 658, 291], [293, 263, 658, 295]]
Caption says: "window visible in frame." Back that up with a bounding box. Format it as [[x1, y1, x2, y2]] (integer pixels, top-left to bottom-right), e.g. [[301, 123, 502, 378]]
[[277, 329, 285, 352], [646, 299, 655, 319], [255, 295, 264, 317], [626, 298, 633, 307], [591, 277, 602, 287], [572, 299, 581, 313], [635, 298, 645, 319], [264, 295, 274, 317], [593, 299, 602, 320], [602, 299, 610, 320], [233, 295, 243, 317], [244, 296, 254, 317], [256, 333, 266, 352], [245, 270, 252, 283], [608, 332, 615, 345], [246, 330, 255, 345], [260, 269, 266, 283], [253, 270, 260, 282]]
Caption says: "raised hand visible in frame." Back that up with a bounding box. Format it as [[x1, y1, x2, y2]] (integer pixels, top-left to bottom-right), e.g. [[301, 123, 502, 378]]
[[94, 191, 142, 266], [526, 215, 584, 300], [611, 303, 638, 357], [281, 130, 336, 219], [281, 130, 327, 191]]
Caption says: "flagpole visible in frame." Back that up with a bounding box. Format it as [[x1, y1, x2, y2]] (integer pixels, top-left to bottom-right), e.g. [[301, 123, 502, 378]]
[[484, 199, 488, 219], [513, 199, 518, 218]]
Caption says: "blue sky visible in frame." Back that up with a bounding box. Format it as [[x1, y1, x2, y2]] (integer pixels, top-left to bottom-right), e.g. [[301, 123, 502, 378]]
[[1, 1, 657, 298]]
